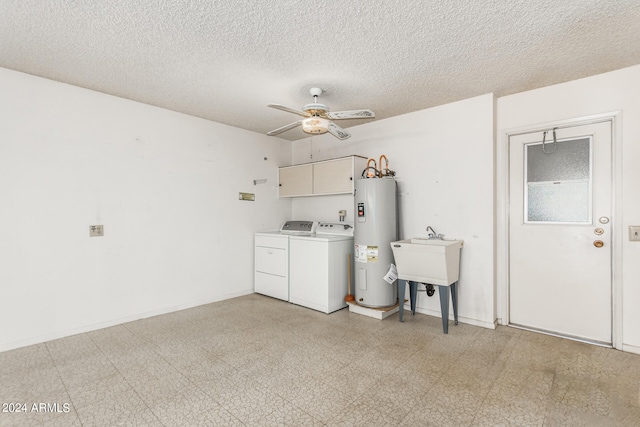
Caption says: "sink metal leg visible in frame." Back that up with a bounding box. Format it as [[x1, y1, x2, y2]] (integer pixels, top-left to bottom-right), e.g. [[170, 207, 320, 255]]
[[451, 281, 459, 325], [438, 285, 450, 334], [409, 281, 417, 315], [401, 280, 459, 333], [398, 279, 406, 322]]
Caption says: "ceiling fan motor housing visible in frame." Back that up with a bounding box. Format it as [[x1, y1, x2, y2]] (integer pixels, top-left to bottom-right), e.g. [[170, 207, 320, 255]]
[[302, 103, 329, 116]]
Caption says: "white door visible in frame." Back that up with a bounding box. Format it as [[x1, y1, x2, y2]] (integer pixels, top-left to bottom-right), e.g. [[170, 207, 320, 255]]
[[509, 121, 612, 345]]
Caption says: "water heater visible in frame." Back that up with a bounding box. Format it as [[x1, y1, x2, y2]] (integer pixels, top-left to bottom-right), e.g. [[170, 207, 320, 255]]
[[354, 176, 397, 308]]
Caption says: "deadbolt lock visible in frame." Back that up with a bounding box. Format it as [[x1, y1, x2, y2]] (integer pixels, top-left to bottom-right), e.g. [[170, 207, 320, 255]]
[[594, 228, 604, 235], [593, 240, 604, 248]]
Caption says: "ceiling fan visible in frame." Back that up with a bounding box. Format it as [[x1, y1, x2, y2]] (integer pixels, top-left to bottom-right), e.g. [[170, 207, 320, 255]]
[[267, 87, 375, 140]]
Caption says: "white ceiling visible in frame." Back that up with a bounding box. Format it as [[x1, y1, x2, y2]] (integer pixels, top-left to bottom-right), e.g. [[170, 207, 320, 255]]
[[2, 1, 640, 141]]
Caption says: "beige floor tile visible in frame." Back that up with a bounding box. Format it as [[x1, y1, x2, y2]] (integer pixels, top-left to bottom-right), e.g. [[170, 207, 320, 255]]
[[287, 377, 355, 422], [330, 399, 406, 426], [259, 402, 325, 426], [0, 366, 67, 403], [0, 343, 53, 375], [2, 294, 640, 426], [75, 388, 163, 426], [54, 354, 119, 388], [145, 383, 223, 425], [319, 362, 380, 398], [64, 370, 132, 410], [220, 382, 288, 425]]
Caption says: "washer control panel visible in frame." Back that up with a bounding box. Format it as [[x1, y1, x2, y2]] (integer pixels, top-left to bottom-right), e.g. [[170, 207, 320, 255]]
[[316, 222, 355, 236], [280, 221, 318, 235]]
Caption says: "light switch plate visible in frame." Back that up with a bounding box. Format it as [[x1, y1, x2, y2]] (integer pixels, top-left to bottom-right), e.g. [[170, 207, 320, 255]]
[[629, 226, 640, 241], [90, 225, 104, 237]]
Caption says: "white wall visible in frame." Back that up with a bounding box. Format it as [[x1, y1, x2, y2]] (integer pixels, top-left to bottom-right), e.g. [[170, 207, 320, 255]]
[[4, 63, 637, 354], [0, 68, 292, 352], [292, 94, 497, 329], [497, 65, 640, 353]]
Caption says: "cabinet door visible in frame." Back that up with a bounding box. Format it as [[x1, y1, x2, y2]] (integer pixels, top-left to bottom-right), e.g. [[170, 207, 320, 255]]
[[313, 157, 354, 195], [279, 164, 313, 197]]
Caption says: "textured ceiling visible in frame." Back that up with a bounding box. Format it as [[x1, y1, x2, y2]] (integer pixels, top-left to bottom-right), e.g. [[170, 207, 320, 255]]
[[1, 1, 640, 141]]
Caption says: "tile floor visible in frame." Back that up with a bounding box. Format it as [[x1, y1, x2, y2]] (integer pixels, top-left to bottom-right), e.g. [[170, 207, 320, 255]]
[[1, 294, 639, 426]]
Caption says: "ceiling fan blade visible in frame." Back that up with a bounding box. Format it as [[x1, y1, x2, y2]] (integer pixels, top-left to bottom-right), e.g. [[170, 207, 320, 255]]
[[327, 122, 351, 140], [268, 104, 310, 118], [267, 120, 302, 136], [326, 109, 375, 120]]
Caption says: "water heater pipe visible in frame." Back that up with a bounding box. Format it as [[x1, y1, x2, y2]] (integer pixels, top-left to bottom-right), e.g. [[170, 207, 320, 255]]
[[379, 155, 389, 176]]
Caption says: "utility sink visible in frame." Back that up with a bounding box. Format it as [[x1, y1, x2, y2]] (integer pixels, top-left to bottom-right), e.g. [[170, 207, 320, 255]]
[[391, 238, 463, 286]]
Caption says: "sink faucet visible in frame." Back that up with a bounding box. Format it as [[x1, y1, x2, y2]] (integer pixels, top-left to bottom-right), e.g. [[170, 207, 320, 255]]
[[426, 226, 444, 240]]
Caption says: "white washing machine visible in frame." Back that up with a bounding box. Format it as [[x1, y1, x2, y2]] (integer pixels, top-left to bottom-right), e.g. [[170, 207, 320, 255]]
[[289, 222, 354, 313], [254, 221, 318, 301]]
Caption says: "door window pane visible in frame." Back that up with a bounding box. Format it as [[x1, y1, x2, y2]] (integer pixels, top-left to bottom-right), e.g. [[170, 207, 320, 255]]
[[525, 137, 591, 223]]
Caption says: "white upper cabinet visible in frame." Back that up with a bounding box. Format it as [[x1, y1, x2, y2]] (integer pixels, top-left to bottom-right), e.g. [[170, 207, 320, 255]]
[[278, 163, 313, 197], [278, 156, 367, 198], [313, 157, 355, 195]]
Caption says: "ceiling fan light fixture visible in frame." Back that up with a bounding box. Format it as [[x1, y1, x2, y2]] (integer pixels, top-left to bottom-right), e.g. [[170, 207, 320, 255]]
[[301, 116, 329, 134], [267, 87, 373, 139]]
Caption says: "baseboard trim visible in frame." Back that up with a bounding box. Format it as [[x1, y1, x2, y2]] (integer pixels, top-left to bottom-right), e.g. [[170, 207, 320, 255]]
[[403, 303, 497, 330], [621, 343, 640, 355], [0, 290, 253, 353]]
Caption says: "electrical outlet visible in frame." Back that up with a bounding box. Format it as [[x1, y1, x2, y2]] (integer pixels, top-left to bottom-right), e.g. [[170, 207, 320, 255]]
[[90, 225, 104, 237], [630, 226, 640, 242]]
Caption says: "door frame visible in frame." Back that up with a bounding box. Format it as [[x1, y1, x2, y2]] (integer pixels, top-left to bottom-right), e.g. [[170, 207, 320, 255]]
[[497, 111, 623, 349]]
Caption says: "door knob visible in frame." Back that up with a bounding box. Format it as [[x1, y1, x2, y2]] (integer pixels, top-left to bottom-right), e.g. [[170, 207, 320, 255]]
[[594, 228, 604, 235], [593, 240, 604, 248]]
